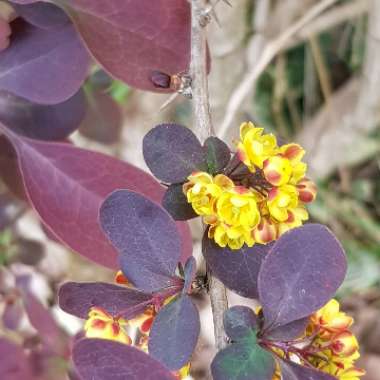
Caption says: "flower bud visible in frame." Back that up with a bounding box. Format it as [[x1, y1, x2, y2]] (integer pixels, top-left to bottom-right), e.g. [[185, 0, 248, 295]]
[[253, 217, 277, 244], [297, 178, 317, 203], [331, 331, 359, 357]]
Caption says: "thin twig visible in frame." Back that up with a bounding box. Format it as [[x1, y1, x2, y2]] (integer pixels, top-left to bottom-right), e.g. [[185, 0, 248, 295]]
[[218, 0, 340, 138], [190, 0, 228, 350]]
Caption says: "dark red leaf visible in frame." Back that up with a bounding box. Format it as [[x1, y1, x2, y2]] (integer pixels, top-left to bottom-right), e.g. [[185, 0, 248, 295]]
[[258, 224, 347, 331], [100, 190, 182, 292], [204, 136, 231, 174], [162, 184, 197, 221], [143, 124, 207, 184], [149, 295, 200, 370], [203, 233, 271, 298], [0, 90, 86, 140], [224, 306, 258, 341], [2, 300, 23, 330], [264, 318, 310, 342], [79, 89, 122, 145], [58, 282, 152, 319], [182, 256, 196, 294], [0, 338, 35, 380], [278, 358, 337, 380], [0, 20, 90, 104], [73, 338, 176, 380], [0, 122, 192, 269], [18, 282, 66, 355], [55, 0, 191, 92], [12, 2, 70, 29]]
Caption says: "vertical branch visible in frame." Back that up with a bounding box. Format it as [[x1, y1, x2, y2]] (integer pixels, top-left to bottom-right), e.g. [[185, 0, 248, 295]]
[[190, 0, 228, 350], [190, 0, 214, 142]]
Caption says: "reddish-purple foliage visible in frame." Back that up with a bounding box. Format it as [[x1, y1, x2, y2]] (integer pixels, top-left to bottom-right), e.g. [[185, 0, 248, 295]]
[[143, 123, 208, 184], [59, 282, 153, 320], [0, 20, 90, 104], [223, 306, 259, 340], [0, 90, 86, 140], [0, 338, 35, 380], [12, 2, 70, 29], [0, 122, 192, 268], [79, 89, 122, 145], [100, 190, 183, 291], [258, 224, 347, 331], [203, 237, 271, 299], [55, 0, 191, 92], [182, 256, 197, 294], [149, 294, 200, 370], [211, 225, 347, 380], [73, 339, 176, 380]]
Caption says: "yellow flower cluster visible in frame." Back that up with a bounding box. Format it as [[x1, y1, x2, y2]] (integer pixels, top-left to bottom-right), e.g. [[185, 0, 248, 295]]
[[307, 299, 365, 380], [183, 122, 317, 249], [270, 299, 364, 380]]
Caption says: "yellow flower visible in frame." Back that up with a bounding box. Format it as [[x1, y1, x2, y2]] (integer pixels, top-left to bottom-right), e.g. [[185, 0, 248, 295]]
[[84, 307, 131, 345], [183, 172, 233, 216], [277, 206, 308, 236], [310, 299, 353, 337], [209, 222, 254, 249], [267, 185, 299, 222], [216, 187, 260, 229], [252, 216, 278, 244], [237, 122, 278, 171], [279, 143, 307, 185], [263, 156, 293, 186], [307, 299, 365, 380], [174, 363, 191, 379]]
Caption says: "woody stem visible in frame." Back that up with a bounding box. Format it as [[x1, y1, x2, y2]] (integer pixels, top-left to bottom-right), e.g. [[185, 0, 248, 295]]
[[190, 0, 228, 350]]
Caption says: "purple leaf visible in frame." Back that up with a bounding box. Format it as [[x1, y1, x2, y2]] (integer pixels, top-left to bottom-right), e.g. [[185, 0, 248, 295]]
[[0, 122, 192, 269], [2, 300, 23, 330], [0, 90, 86, 140], [79, 89, 122, 145], [258, 224, 347, 331], [224, 306, 259, 341], [19, 285, 67, 355], [0, 338, 35, 380], [204, 136, 231, 174], [143, 124, 207, 184], [264, 318, 310, 342], [183, 256, 196, 294], [0, 20, 90, 104], [203, 233, 271, 298], [278, 358, 337, 380], [73, 338, 176, 380], [100, 190, 182, 292], [58, 282, 152, 319], [9, 0, 40, 4], [162, 184, 197, 221], [149, 295, 200, 370], [12, 2, 70, 29], [211, 328, 275, 380], [54, 0, 190, 93]]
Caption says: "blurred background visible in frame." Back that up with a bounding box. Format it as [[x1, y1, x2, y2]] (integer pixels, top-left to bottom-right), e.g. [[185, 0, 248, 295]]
[[1, 0, 380, 379]]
